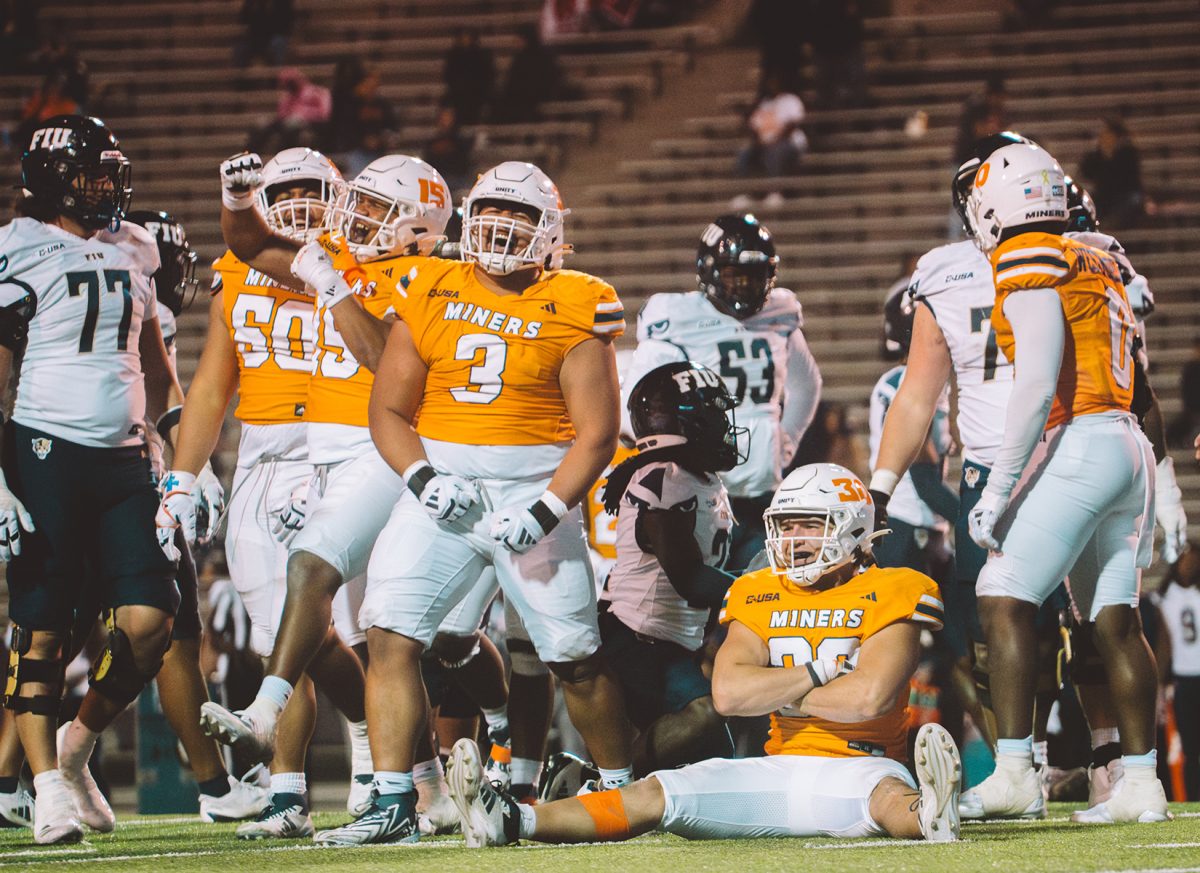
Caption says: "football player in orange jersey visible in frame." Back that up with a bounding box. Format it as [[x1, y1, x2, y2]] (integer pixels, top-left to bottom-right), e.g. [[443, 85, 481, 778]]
[[158, 148, 382, 837], [319, 161, 637, 845], [958, 142, 1169, 823], [445, 463, 961, 846]]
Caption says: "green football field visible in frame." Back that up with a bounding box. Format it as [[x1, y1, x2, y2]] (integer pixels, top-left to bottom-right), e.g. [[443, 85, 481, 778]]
[[2, 805, 1198, 873]]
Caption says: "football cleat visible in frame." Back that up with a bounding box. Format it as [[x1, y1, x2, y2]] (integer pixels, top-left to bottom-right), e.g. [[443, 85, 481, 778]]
[[0, 780, 34, 828], [958, 764, 1045, 820], [915, 723, 962, 842], [1071, 772, 1171, 824], [200, 701, 276, 767], [417, 791, 461, 836], [236, 792, 313, 840], [314, 790, 419, 846], [56, 722, 114, 833], [200, 766, 271, 823], [347, 773, 374, 817], [537, 751, 598, 802], [1086, 758, 1124, 808], [447, 738, 520, 848], [31, 771, 84, 845]]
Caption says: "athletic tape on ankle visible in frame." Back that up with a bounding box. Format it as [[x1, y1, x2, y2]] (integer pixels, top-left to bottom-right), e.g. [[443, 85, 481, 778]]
[[578, 789, 631, 840]]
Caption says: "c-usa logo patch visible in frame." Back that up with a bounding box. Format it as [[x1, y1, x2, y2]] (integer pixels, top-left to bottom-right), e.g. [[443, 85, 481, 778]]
[[32, 437, 52, 460]]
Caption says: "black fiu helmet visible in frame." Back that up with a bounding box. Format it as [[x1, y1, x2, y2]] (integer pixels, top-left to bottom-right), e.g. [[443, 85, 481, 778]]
[[627, 361, 747, 472], [952, 130, 1036, 233], [126, 210, 200, 316], [1064, 175, 1099, 233], [21, 115, 132, 231], [882, 281, 915, 361], [696, 213, 778, 318]]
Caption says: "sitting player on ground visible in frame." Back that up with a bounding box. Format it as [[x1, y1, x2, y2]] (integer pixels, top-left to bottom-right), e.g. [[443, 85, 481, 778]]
[[447, 463, 961, 846]]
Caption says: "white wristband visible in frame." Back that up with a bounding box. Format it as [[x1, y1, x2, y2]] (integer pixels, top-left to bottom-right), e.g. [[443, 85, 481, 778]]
[[868, 469, 900, 496], [222, 187, 256, 212], [539, 490, 569, 521]]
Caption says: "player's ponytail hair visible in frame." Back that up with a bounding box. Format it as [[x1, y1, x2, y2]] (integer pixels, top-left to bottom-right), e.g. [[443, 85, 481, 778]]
[[600, 445, 711, 515]]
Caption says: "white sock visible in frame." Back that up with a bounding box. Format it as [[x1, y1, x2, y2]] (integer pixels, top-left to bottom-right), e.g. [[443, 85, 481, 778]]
[[58, 721, 100, 774], [481, 706, 509, 736], [1032, 740, 1048, 768], [33, 769, 64, 795], [518, 802, 537, 839], [511, 757, 540, 788], [597, 765, 633, 789], [246, 676, 291, 727], [413, 758, 446, 804], [270, 772, 307, 797], [1121, 750, 1157, 774], [347, 719, 372, 776], [995, 736, 1034, 772], [374, 771, 413, 796]]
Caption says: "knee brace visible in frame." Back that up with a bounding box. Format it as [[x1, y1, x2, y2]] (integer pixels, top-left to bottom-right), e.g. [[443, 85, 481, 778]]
[[432, 631, 481, 671], [508, 636, 549, 677], [548, 652, 604, 685], [3, 625, 67, 716], [88, 626, 164, 707], [1068, 621, 1108, 686]]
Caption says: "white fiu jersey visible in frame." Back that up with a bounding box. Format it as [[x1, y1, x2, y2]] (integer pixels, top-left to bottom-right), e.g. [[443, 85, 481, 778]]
[[628, 289, 819, 498], [0, 217, 160, 447], [908, 240, 1012, 468], [606, 460, 733, 650], [1154, 583, 1200, 677], [869, 365, 951, 531]]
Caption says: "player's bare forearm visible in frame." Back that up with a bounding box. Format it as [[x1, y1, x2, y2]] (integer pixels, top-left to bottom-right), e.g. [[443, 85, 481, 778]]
[[368, 319, 429, 476], [712, 621, 816, 716], [173, 297, 239, 474], [140, 316, 183, 423], [220, 204, 303, 290], [796, 622, 921, 723], [552, 337, 620, 507], [330, 300, 390, 374], [875, 307, 951, 480]]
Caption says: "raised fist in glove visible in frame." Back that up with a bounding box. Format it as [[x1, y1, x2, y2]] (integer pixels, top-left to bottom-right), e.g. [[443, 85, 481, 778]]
[[155, 470, 197, 560], [292, 240, 355, 308], [968, 488, 1007, 552], [272, 480, 309, 545], [405, 461, 479, 523], [220, 152, 263, 211], [490, 491, 568, 554], [0, 470, 34, 563], [193, 461, 226, 545]]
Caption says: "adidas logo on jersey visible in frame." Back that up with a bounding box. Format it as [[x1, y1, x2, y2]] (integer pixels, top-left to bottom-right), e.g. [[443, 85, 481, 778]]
[[860, 592, 877, 602], [541, 302, 557, 314]]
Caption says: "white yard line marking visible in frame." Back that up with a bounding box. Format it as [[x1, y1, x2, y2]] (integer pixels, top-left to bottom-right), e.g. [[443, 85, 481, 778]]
[[116, 816, 204, 828], [0, 848, 95, 858], [1130, 844, 1200, 849], [803, 838, 962, 849]]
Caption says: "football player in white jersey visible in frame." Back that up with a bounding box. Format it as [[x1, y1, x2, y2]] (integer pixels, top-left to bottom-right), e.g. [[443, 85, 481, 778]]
[[1152, 546, 1200, 799], [625, 214, 822, 574], [0, 116, 182, 844], [600, 362, 739, 774]]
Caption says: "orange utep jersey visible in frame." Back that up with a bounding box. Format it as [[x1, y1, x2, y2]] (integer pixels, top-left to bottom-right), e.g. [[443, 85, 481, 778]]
[[586, 445, 637, 559], [991, 232, 1136, 430], [719, 565, 943, 760], [378, 258, 624, 445], [304, 267, 404, 428], [214, 251, 315, 425]]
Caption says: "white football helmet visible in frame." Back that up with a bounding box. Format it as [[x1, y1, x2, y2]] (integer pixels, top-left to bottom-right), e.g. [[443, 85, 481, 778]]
[[329, 154, 452, 259], [256, 147, 343, 243], [460, 161, 569, 275], [966, 142, 1067, 253], [764, 463, 875, 587]]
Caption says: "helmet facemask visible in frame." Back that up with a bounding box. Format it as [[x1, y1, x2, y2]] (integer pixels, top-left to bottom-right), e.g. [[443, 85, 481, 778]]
[[262, 177, 340, 243], [765, 508, 860, 587], [331, 184, 431, 258], [461, 198, 566, 275], [65, 157, 132, 231], [707, 255, 777, 318], [161, 245, 200, 316]]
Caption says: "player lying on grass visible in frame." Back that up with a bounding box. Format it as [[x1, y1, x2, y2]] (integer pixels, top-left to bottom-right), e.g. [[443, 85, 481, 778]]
[[447, 463, 962, 845]]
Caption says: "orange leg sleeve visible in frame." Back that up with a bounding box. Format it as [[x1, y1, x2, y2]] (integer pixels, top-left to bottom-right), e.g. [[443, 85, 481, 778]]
[[577, 789, 632, 841]]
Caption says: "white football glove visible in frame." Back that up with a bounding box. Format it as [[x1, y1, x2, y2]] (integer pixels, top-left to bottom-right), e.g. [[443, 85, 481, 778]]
[[1155, 456, 1187, 565], [272, 480, 309, 545], [968, 488, 1007, 552], [155, 470, 197, 560], [405, 461, 479, 523], [220, 151, 263, 211], [291, 240, 354, 308], [0, 469, 35, 563], [490, 491, 568, 554], [193, 461, 226, 545]]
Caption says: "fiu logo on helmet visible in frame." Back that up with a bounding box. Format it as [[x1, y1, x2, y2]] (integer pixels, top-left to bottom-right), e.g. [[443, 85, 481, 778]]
[[670, 366, 722, 394], [31, 437, 52, 460], [29, 127, 73, 150], [141, 221, 185, 247]]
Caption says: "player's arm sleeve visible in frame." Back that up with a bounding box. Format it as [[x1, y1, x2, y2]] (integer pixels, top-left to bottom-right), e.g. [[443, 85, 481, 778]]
[[908, 463, 960, 523], [985, 288, 1065, 502], [778, 328, 822, 466]]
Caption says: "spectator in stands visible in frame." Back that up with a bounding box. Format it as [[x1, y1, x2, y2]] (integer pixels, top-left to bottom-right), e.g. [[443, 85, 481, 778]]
[[424, 105, 475, 197], [733, 70, 807, 209], [327, 57, 367, 153], [953, 76, 1008, 166], [494, 25, 562, 124], [747, 0, 805, 84], [250, 66, 331, 154], [32, 36, 88, 108], [339, 68, 399, 177], [808, 0, 867, 109], [1167, 340, 1200, 449], [15, 70, 80, 146], [443, 29, 494, 127], [233, 0, 293, 68], [0, 0, 38, 73], [541, 0, 593, 41], [1080, 116, 1145, 229]]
